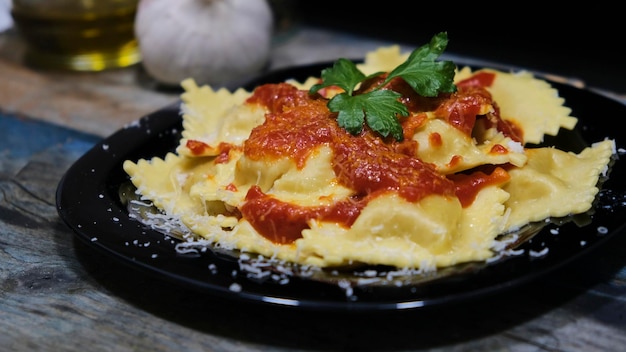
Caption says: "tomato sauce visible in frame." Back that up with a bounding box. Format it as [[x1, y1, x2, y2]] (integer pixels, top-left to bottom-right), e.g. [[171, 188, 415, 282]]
[[434, 86, 492, 136], [457, 71, 524, 143], [239, 80, 517, 244], [243, 185, 366, 244], [243, 96, 333, 168], [457, 71, 496, 88], [449, 166, 511, 207], [245, 82, 311, 113], [186, 139, 210, 155]]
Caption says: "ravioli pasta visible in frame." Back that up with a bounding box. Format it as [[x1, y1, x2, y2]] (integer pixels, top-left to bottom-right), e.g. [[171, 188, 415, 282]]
[[123, 45, 615, 270]]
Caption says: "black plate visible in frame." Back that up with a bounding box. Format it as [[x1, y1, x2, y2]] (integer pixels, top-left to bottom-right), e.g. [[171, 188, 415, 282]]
[[56, 63, 626, 311]]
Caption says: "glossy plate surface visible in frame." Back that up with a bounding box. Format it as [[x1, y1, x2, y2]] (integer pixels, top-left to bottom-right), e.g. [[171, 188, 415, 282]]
[[56, 63, 626, 311]]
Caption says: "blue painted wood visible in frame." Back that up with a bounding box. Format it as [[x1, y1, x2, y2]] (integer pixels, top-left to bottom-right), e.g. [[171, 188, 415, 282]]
[[1, 112, 100, 159]]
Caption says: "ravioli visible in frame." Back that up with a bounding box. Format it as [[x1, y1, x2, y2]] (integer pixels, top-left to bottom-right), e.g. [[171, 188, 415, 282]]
[[123, 45, 616, 272], [176, 79, 260, 157], [454, 66, 578, 144]]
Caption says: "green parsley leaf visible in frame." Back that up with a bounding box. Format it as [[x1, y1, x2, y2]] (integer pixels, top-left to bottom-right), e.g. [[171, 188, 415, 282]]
[[384, 33, 457, 97], [310, 58, 366, 95], [309, 32, 457, 141], [329, 90, 408, 140]]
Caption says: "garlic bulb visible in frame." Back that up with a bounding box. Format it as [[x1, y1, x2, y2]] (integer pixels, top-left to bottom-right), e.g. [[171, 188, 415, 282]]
[[135, 0, 274, 87]]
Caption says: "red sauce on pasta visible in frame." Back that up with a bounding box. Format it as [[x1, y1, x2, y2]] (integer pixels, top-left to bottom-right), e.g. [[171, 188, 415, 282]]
[[434, 86, 492, 136], [457, 71, 524, 143], [240, 77, 514, 244], [457, 71, 496, 88], [449, 166, 511, 207], [186, 139, 210, 155]]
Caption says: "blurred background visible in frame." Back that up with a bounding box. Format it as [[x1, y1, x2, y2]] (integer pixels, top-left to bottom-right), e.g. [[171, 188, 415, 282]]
[[0, 0, 623, 138], [1, 0, 622, 92], [288, 2, 624, 93]]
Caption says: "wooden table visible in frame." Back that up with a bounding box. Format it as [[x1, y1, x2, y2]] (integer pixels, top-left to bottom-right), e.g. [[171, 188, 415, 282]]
[[2, 23, 626, 352]]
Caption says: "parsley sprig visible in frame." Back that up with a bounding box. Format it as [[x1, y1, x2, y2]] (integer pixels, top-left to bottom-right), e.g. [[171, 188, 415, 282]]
[[309, 32, 457, 141]]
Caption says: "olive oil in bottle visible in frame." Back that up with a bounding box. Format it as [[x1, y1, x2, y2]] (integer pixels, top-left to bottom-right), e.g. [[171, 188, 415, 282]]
[[11, 1, 140, 71]]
